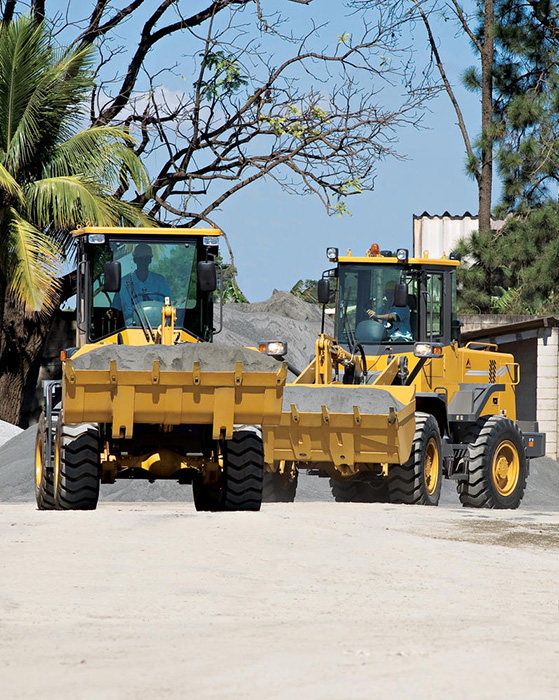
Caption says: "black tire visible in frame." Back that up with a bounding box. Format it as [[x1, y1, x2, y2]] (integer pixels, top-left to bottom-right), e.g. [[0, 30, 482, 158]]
[[329, 474, 389, 503], [263, 466, 298, 503], [387, 412, 442, 505], [222, 430, 264, 511], [54, 419, 101, 510], [35, 412, 55, 510], [192, 475, 222, 512], [457, 416, 527, 509]]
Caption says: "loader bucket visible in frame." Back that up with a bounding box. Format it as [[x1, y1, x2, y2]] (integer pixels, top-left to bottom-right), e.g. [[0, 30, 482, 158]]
[[263, 384, 416, 467], [63, 345, 287, 440]]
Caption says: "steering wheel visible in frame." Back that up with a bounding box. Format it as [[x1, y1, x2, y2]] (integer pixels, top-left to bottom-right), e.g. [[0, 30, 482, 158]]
[[138, 291, 167, 302]]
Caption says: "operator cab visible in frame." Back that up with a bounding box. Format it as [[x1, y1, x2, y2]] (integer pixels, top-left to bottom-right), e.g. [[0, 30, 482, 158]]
[[322, 245, 461, 352], [74, 227, 221, 345]]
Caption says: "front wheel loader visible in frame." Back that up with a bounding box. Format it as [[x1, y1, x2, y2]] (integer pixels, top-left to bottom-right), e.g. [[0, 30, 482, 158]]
[[35, 227, 288, 512], [261, 243, 546, 509]]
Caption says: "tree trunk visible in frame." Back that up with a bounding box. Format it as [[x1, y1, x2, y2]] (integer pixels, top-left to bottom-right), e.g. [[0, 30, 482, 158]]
[[479, 0, 494, 234], [0, 299, 54, 426], [0, 273, 74, 428]]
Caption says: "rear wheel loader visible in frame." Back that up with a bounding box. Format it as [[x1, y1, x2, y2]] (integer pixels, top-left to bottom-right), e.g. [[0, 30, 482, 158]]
[[262, 244, 545, 509], [35, 226, 287, 512]]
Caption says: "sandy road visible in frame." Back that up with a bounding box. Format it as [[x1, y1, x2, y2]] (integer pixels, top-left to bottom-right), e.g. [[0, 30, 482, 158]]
[[1, 501, 558, 700]]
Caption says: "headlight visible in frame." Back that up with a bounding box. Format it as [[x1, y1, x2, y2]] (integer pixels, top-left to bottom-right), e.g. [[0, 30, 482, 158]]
[[326, 247, 339, 262], [259, 341, 287, 357], [88, 234, 105, 244], [203, 235, 220, 247], [396, 248, 408, 263], [414, 342, 444, 358]]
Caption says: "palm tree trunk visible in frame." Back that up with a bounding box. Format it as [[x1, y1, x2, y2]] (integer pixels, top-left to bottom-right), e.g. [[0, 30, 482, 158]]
[[0, 298, 50, 425], [0, 281, 71, 427]]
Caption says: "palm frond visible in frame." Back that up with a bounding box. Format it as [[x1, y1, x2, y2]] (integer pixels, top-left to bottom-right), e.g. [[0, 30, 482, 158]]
[[0, 160, 24, 205], [46, 127, 151, 195], [0, 17, 50, 158], [1, 17, 95, 175], [26, 175, 151, 228], [3, 208, 61, 313]]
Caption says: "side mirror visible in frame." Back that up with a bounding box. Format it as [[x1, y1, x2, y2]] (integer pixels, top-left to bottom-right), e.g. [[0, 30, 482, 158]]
[[103, 261, 121, 293], [317, 278, 330, 305], [393, 282, 408, 308], [198, 261, 217, 293]]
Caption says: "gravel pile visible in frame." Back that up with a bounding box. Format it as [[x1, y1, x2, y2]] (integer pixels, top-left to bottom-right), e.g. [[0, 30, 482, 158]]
[[0, 290, 558, 509]]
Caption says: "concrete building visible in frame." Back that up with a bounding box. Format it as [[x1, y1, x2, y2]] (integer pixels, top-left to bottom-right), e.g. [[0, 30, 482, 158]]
[[461, 316, 559, 458]]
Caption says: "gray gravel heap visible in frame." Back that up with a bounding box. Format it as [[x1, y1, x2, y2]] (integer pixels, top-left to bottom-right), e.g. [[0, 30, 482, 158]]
[[282, 385, 404, 413], [72, 343, 282, 373]]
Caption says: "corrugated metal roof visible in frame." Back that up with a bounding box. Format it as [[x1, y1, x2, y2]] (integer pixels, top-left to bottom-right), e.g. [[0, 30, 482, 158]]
[[413, 211, 476, 220]]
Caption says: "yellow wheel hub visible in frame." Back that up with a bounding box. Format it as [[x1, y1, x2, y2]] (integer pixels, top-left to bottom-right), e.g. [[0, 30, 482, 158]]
[[424, 437, 440, 496], [492, 440, 519, 497], [35, 436, 43, 489]]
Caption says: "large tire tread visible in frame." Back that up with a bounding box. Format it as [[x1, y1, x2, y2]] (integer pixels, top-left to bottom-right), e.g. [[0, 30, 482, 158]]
[[263, 468, 298, 503], [387, 412, 442, 506], [55, 421, 100, 511], [457, 416, 527, 509], [329, 476, 389, 503], [222, 431, 264, 511]]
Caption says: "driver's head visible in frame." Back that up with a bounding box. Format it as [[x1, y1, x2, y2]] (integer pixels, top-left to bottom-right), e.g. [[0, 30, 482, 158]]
[[133, 243, 153, 271]]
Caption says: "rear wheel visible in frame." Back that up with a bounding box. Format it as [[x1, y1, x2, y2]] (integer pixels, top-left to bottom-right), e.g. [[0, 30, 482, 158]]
[[387, 412, 442, 505], [192, 475, 222, 512], [54, 419, 101, 510], [222, 431, 264, 511], [263, 464, 298, 503], [457, 416, 527, 509], [329, 474, 389, 503], [35, 412, 55, 510]]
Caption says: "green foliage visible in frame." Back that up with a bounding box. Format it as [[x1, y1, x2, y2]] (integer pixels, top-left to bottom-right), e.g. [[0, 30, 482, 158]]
[[0, 15, 150, 314], [491, 0, 559, 212], [456, 202, 559, 315], [260, 102, 331, 140], [290, 279, 320, 304], [214, 253, 248, 303], [199, 51, 248, 99]]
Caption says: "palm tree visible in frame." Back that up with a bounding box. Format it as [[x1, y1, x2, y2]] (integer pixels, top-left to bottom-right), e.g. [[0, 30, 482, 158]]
[[0, 15, 151, 424]]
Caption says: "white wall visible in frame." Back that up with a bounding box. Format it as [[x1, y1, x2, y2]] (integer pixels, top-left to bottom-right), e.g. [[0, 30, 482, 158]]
[[413, 213, 505, 259]]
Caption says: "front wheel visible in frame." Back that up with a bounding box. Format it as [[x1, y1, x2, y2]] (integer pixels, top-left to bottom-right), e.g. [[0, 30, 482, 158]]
[[263, 465, 298, 503], [457, 416, 527, 509], [54, 419, 101, 510], [329, 474, 389, 503], [222, 431, 264, 511], [387, 412, 442, 505]]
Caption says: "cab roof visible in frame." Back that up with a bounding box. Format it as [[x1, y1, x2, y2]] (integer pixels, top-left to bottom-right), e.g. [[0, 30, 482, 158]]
[[72, 226, 222, 239], [338, 249, 460, 267]]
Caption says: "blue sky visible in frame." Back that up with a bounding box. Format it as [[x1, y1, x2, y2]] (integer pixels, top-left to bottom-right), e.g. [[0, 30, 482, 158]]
[[217, 3, 482, 301], [50, 1, 482, 303]]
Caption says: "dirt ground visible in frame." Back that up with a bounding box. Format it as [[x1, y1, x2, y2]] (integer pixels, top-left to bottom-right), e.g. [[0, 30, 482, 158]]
[[1, 499, 558, 699]]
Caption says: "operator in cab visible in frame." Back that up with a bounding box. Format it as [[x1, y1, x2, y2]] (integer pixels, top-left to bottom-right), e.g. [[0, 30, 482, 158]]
[[367, 280, 412, 342], [113, 243, 171, 324]]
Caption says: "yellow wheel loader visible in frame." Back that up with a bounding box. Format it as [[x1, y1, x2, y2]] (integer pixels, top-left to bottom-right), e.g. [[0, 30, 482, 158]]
[[262, 244, 545, 508], [34, 226, 288, 512]]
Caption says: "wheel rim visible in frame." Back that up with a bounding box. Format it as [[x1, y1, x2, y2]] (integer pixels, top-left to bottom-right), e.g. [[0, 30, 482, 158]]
[[424, 437, 440, 496], [492, 440, 520, 497], [53, 439, 61, 497], [35, 434, 43, 489]]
